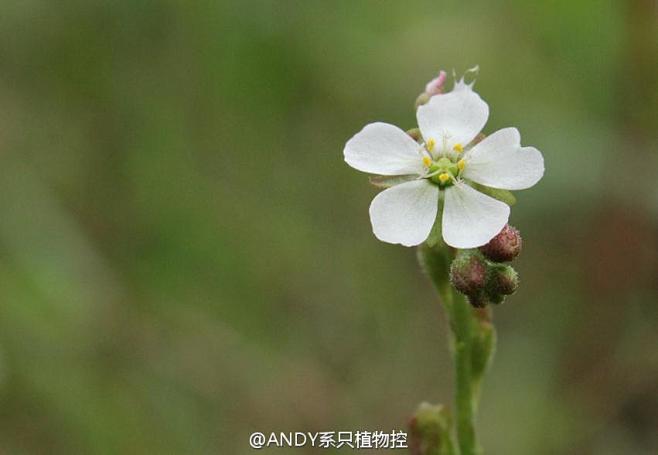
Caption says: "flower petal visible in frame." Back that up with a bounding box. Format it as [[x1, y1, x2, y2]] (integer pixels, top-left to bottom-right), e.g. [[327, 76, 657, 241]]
[[369, 179, 439, 246], [442, 182, 510, 248], [344, 122, 423, 176], [416, 88, 489, 149], [463, 128, 544, 190]]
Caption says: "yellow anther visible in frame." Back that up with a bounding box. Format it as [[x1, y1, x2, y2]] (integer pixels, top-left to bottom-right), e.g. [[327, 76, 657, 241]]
[[422, 156, 432, 167], [426, 138, 436, 152], [438, 173, 450, 183], [453, 143, 464, 153], [457, 159, 465, 171]]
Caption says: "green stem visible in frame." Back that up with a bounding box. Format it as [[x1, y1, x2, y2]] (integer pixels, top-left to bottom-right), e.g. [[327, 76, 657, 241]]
[[449, 290, 478, 455], [419, 244, 489, 455]]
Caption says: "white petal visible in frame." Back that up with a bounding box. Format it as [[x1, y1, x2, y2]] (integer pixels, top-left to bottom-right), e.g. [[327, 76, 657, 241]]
[[442, 182, 510, 248], [463, 128, 544, 190], [369, 180, 439, 247], [416, 89, 489, 149], [344, 122, 423, 176]]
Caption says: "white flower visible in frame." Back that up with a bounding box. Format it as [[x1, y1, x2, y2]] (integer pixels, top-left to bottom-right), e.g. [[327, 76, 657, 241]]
[[344, 85, 544, 248]]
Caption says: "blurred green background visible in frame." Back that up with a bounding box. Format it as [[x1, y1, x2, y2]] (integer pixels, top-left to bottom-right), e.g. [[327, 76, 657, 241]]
[[0, 0, 657, 453]]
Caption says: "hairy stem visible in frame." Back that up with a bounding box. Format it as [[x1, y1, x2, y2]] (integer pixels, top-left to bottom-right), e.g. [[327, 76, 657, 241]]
[[419, 244, 492, 455]]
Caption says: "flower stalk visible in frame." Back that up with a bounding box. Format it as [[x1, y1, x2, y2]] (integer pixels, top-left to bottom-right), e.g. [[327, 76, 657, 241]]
[[418, 242, 496, 455]]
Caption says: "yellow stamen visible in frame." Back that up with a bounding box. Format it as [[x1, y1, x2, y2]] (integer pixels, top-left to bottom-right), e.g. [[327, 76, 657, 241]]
[[453, 143, 464, 153], [422, 156, 432, 167], [426, 138, 436, 152], [457, 159, 465, 171], [438, 173, 450, 183]]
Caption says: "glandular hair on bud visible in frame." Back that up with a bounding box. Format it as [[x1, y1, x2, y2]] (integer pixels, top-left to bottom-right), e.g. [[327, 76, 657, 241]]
[[487, 264, 519, 296], [479, 224, 522, 263], [450, 250, 488, 296]]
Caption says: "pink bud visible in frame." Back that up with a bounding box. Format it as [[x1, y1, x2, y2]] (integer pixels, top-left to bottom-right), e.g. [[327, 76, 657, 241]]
[[424, 70, 447, 96], [479, 224, 522, 263]]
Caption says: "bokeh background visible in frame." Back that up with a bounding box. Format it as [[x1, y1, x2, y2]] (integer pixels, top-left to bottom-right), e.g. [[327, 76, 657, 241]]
[[0, 0, 657, 453]]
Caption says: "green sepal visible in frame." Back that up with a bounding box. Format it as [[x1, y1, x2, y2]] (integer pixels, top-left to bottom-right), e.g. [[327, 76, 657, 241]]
[[425, 218, 442, 248], [406, 128, 422, 142], [424, 196, 444, 248], [369, 175, 417, 189], [415, 93, 431, 109], [470, 182, 517, 206]]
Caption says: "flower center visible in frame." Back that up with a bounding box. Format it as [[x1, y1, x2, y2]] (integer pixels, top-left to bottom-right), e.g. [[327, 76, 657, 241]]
[[422, 155, 466, 188]]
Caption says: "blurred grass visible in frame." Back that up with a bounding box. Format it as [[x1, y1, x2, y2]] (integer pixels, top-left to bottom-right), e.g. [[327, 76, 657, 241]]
[[0, 0, 656, 453]]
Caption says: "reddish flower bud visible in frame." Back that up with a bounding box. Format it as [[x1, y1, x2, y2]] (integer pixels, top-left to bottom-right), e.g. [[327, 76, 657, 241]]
[[450, 251, 488, 297], [479, 224, 522, 262]]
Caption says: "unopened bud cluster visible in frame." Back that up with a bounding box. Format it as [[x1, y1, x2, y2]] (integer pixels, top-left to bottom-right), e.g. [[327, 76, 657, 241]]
[[449, 224, 522, 307]]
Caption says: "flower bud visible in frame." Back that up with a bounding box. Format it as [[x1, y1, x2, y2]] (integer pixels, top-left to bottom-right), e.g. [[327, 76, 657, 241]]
[[415, 70, 448, 109], [414, 92, 431, 109], [466, 292, 491, 308], [487, 264, 519, 296], [408, 402, 452, 455], [406, 128, 422, 142], [479, 224, 522, 262], [450, 250, 488, 296], [424, 70, 447, 96], [486, 292, 506, 305], [470, 132, 486, 146]]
